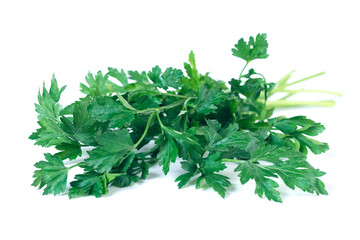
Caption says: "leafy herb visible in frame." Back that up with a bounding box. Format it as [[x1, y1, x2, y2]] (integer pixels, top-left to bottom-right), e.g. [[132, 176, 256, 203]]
[[30, 33, 339, 202]]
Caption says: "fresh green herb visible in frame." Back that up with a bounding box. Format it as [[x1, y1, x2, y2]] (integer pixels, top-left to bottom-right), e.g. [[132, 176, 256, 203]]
[[30, 33, 339, 202]]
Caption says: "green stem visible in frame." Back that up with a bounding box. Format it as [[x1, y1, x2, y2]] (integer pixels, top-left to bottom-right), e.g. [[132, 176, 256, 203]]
[[256, 72, 266, 81], [266, 100, 335, 108], [156, 111, 165, 128], [116, 92, 191, 114], [136, 99, 187, 114], [160, 92, 188, 99], [222, 158, 243, 164], [133, 111, 156, 149], [116, 92, 137, 111], [275, 70, 296, 87], [68, 162, 83, 170], [285, 72, 325, 87], [276, 89, 342, 96], [239, 62, 249, 80]]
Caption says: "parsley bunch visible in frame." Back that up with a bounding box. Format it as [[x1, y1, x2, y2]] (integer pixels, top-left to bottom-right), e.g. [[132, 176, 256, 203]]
[[30, 33, 336, 202]]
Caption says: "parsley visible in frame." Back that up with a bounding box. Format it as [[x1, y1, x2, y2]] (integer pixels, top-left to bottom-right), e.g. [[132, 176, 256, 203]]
[[30, 33, 339, 202]]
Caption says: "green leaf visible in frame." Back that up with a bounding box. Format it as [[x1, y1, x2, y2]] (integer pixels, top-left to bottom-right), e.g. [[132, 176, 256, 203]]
[[130, 94, 161, 110], [69, 171, 108, 198], [156, 132, 178, 175], [148, 66, 184, 90], [112, 174, 139, 188], [85, 129, 134, 173], [73, 97, 95, 131], [229, 78, 242, 94], [215, 128, 254, 151], [54, 142, 82, 160], [235, 161, 282, 202], [198, 120, 254, 152], [107, 67, 128, 86], [88, 96, 135, 128], [194, 85, 226, 115], [268, 160, 328, 195], [48, 74, 67, 102], [204, 173, 231, 198], [293, 133, 329, 155], [223, 148, 251, 161], [163, 126, 200, 147], [80, 71, 110, 97], [29, 76, 68, 147], [128, 70, 149, 84], [175, 157, 200, 188], [161, 67, 184, 89], [60, 102, 75, 115], [201, 152, 227, 175], [175, 172, 196, 188], [186, 152, 231, 198], [32, 153, 68, 195], [57, 97, 99, 146], [240, 77, 265, 101], [232, 33, 269, 63], [181, 51, 200, 91], [36, 79, 63, 119], [96, 129, 133, 153], [274, 116, 329, 154], [234, 145, 327, 202], [29, 123, 67, 147], [147, 65, 162, 84], [184, 51, 198, 80], [287, 116, 326, 136], [251, 145, 306, 164], [274, 120, 297, 134]]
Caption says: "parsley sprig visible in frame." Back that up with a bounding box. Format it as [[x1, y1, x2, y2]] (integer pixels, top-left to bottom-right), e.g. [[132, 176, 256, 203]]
[[30, 33, 338, 202]]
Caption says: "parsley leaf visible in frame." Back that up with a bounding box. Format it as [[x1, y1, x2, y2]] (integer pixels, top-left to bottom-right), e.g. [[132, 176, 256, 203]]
[[274, 116, 329, 154], [232, 33, 269, 63], [54, 142, 82, 160], [196, 153, 230, 198], [236, 161, 282, 202], [156, 132, 178, 175], [88, 96, 135, 129], [69, 171, 108, 198], [29, 75, 68, 147], [148, 65, 184, 90], [85, 130, 134, 173], [128, 70, 149, 84], [80, 71, 111, 97], [106, 67, 128, 86], [32, 153, 69, 195], [198, 119, 255, 152], [233, 145, 328, 202], [194, 85, 226, 115]]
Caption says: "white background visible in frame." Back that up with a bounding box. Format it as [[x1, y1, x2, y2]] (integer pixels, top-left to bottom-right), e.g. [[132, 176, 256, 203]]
[[1, 0, 359, 239]]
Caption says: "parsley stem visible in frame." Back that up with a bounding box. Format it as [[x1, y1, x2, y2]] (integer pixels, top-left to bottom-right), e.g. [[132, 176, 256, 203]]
[[266, 100, 335, 108], [116, 92, 137, 111], [222, 158, 243, 164], [136, 99, 186, 114], [285, 72, 325, 87], [275, 70, 296, 86], [275, 89, 342, 96], [160, 92, 188, 99], [271, 71, 327, 96], [156, 111, 165, 128], [239, 62, 249, 80], [133, 111, 156, 149], [68, 162, 83, 170]]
